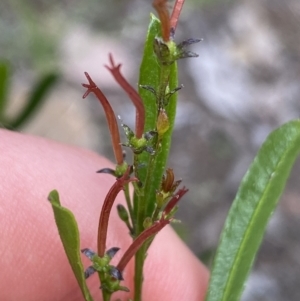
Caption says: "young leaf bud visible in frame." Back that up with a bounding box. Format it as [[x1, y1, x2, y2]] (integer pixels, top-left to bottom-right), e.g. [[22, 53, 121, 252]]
[[156, 191, 165, 208], [117, 204, 129, 222]]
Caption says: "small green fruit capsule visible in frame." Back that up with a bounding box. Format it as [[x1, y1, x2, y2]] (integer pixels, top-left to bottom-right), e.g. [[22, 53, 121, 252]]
[[115, 162, 128, 178], [117, 204, 129, 222], [156, 191, 165, 208], [143, 217, 153, 229]]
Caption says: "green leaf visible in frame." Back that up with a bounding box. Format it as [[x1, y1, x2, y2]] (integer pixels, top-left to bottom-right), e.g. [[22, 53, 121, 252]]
[[137, 14, 178, 216], [145, 62, 177, 215], [136, 14, 161, 193], [48, 190, 94, 301], [205, 120, 300, 301], [7, 73, 59, 129], [138, 14, 161, 133]]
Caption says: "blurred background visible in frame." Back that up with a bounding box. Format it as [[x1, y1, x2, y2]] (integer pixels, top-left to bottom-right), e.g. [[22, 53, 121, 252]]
[[1, 0, 300, 300]]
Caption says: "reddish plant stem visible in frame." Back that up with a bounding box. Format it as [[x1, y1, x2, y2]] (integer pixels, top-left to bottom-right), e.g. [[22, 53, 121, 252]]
[[116, 187, 187, 272], [153, 0, 170, 42], [97, 167, 137, 257], [163, 186, 188, 216], [105, 54, 145, 139], [117, 218, 170, 271], [170, 0, 185, 33], [82, 72, 124, 165]]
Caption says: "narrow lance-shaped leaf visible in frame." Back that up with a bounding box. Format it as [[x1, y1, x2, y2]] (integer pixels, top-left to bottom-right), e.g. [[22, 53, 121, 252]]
[[138, 14, 161, 135], [137, 14, 178, 215], [145, 61, 177, 216], [205, 120, 300, 301], [136, 14, 161, 180], [133, 14, 162, 218], [48, 190, 94, 301]]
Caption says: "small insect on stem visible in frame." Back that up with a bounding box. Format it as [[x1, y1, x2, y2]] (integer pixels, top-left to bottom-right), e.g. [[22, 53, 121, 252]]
[[82, 72, 124, 166], [105, 54, 145, 139]]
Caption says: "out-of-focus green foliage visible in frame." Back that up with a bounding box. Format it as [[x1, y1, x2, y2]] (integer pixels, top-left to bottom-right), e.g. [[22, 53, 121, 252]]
[[206, 120, 300, 301], [0, 60, 59, 130]]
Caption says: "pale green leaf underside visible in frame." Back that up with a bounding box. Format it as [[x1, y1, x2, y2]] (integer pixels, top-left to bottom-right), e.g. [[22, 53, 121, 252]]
[[206, 120, 300, 301], [48, 190, 93, 301]]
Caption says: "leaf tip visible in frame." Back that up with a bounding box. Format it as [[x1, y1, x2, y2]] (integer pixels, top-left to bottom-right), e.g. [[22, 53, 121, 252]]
[[47, 190, 60, 205]]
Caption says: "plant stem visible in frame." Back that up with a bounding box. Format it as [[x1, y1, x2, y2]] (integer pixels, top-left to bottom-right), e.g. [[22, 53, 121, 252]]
[[103, 291, 112, 301], [157, 64, 171, 108], [124, 183, 134, 228], [170, 0, 185, 31], [98, 272, 112, 301], [133, 244, 146, 301]]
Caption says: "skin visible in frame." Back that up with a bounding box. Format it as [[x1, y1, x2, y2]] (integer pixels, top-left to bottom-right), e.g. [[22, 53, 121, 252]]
[[0, 129, 209, 301]]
